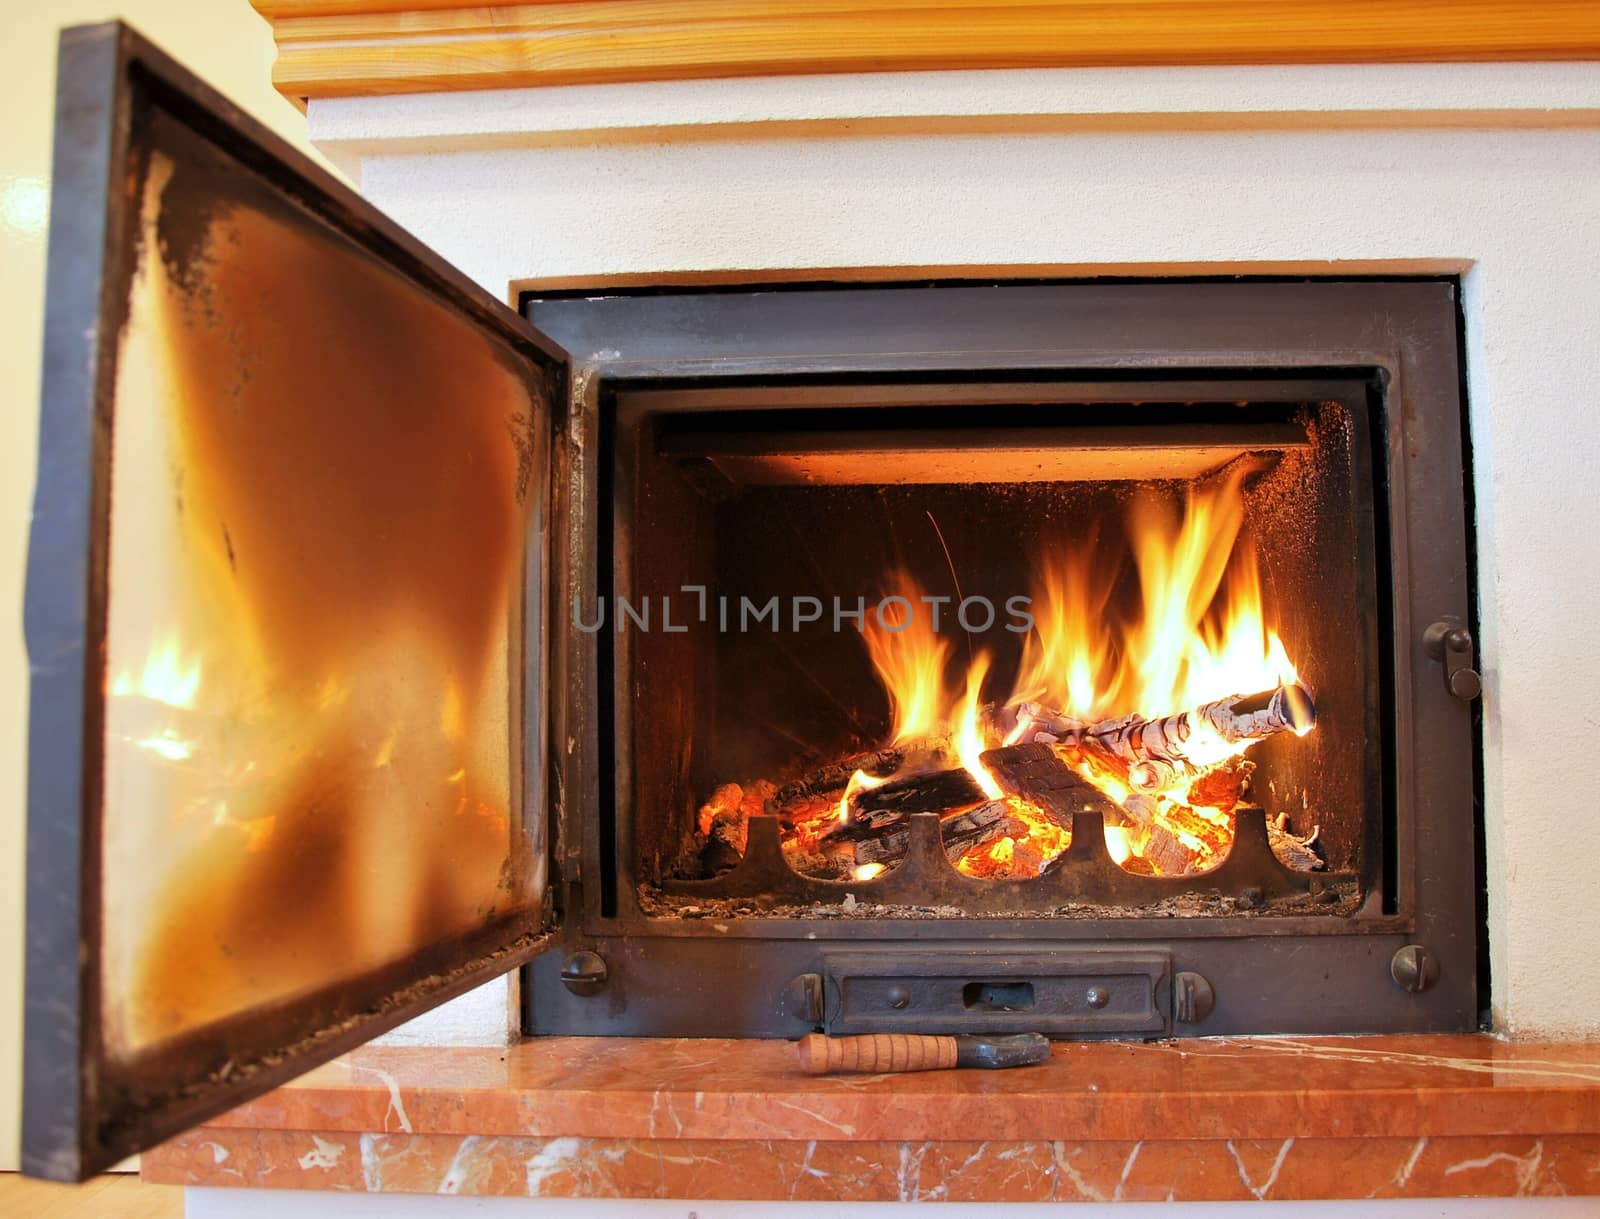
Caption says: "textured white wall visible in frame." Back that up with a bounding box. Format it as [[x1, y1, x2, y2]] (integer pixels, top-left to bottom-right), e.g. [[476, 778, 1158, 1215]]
[[373, 968, 518, 1048], [311, 63, 1600, 1042]]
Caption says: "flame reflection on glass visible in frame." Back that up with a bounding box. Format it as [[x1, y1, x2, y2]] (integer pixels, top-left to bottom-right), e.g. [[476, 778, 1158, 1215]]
[[99, 111, 543, 1057]]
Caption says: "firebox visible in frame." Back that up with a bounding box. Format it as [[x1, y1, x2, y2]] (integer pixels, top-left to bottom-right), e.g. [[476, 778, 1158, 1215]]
[[22, 22, 1482, 1181], [620, 384, 1352, 902], [519, 282, 1480, 1042]]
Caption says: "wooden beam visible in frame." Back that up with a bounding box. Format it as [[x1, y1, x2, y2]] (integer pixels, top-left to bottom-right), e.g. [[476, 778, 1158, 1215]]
[[248, 1, 1600, 101]]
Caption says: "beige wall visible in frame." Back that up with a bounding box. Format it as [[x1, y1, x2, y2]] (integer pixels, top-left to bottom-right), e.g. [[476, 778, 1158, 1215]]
[[0, 0, 327, 1173]]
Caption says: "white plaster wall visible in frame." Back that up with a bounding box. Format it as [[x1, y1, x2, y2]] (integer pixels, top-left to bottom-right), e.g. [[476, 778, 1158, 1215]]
[[310, 64, 1600, 1042], [372, 970, 519, 1048]]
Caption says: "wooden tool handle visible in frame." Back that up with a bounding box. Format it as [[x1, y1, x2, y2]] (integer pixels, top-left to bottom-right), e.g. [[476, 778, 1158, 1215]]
[[798, 1033, 959, 1075]]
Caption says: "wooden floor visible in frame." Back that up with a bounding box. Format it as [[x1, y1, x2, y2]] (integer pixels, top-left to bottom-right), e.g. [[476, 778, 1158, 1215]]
[[0, 1173, 182, 1218]]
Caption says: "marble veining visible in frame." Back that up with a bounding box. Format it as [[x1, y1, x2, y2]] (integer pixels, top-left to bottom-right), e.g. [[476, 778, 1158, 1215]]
[[1226, 1137, 1292, 1199], [190, 1034, 1600, 1145], [1218, 1036, 1600, 1086], [349, 1062, 414, 1133], [146, 1130, 1600, 1201], [142, 1035, 1600, 1202]]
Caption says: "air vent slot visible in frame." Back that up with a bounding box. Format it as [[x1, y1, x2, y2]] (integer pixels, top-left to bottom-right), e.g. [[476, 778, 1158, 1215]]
[[963, 981, 1035, 1011]]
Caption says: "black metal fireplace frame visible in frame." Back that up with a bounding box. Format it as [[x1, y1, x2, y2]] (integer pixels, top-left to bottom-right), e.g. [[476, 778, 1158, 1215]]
[[522, 279, 1482, 1040]]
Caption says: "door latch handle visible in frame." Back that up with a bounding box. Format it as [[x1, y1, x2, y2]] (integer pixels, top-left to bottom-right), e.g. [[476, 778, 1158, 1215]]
[[1423, 618, 1482, 702]]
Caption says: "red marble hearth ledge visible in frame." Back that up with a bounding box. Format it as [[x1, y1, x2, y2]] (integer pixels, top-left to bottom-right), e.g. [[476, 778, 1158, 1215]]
[[143, 1035, 1600, 1201]]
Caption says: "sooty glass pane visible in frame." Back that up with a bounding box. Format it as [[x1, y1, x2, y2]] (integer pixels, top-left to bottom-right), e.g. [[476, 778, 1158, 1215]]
[[100, 106, 539, 1057]]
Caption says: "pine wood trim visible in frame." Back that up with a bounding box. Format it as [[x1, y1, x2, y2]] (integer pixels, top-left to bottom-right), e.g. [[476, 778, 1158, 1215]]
[[249, 1, 1600, 100]]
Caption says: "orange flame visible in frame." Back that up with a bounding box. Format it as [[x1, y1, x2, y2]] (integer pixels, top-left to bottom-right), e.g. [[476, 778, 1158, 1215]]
[[1018, 467, 1297, 721], [851, 470, 1306, 878], [954, 655, 1003, 801], [1010, 548, 1112, 721], [858, 572, 1003, 804], [857, 571, 951, 744], [836, 767, 887, 823]]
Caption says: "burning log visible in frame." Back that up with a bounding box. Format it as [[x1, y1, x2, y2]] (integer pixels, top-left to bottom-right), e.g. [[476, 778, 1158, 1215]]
[[1102, 815, 1211, 877], [1139, 822, 1193, 876], [769, 737, 949, 813], [979, 741, 1119, 826], [846, 767, 987, 821], [1186, 756, 1254, 812], [1010, 683, 1315, 793], [698, 782, 758, 840], [695, 781, 767, 876], [821, 805, 907, 841], [851, 801, 1015, 868], [783, 843, 857, 881]]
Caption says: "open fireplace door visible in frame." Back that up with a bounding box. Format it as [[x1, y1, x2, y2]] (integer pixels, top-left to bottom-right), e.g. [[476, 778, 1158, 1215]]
[[24, 23, 571, 1180]]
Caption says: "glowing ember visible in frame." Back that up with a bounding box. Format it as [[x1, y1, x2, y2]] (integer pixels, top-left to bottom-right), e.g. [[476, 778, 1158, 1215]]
[[954, 796, 1073, 879]]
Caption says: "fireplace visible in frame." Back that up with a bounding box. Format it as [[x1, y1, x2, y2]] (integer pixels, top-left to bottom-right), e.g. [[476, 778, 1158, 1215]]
[[22, 22, 1485, 1180], [519, 281, 1480, 1041]]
